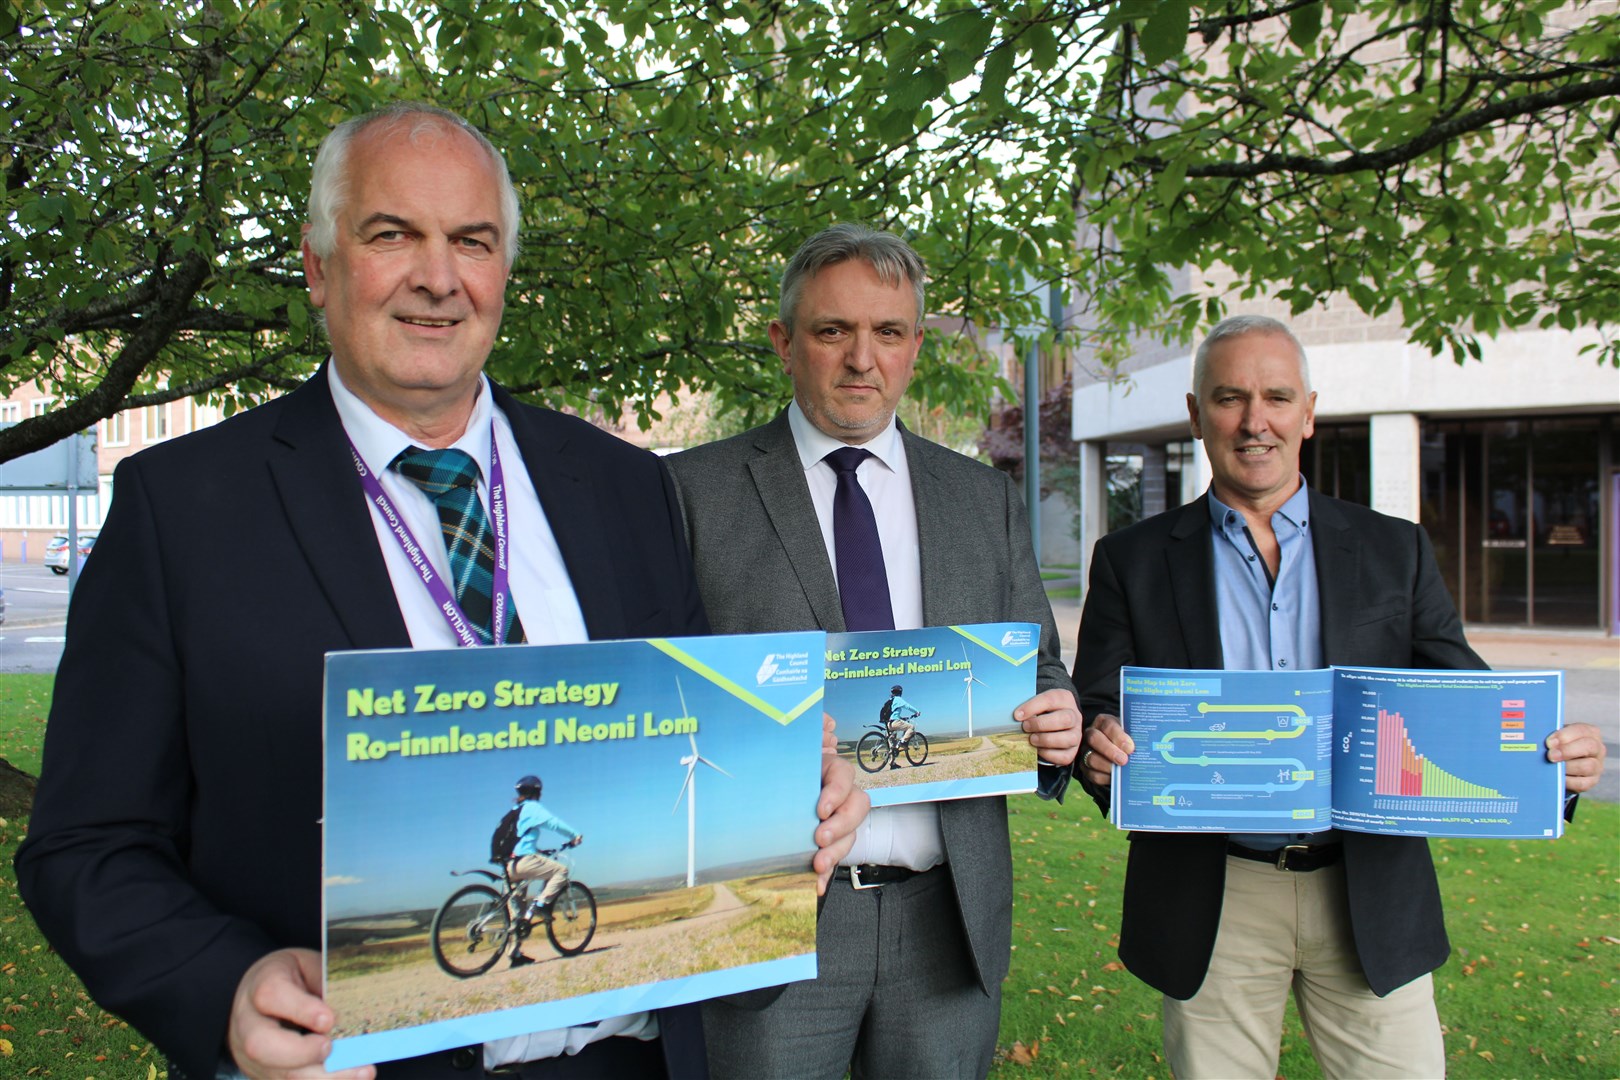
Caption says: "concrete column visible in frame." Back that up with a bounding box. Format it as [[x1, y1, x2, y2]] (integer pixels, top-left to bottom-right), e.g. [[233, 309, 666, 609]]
[[1370, 412, 1422, 523], [1186, 437, 1213, 504], [1077, 439, 1107, 597]]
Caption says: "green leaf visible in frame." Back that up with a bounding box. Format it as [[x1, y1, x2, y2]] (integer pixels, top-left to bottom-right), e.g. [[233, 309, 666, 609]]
[[980, 42, 1015, 109], [1138, 0, 1191, 68], [1288, 2, 1324, 49]]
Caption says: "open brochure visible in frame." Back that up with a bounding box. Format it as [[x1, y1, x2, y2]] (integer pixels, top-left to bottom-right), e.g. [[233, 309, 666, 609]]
[[827, 623, 1040, 806], [321, 631, 825, 1070], [1109, 665, 1565, 839]]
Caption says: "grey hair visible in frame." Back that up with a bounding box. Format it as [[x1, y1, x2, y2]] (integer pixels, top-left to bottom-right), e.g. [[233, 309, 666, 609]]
[[305, 102, 520, 265], [1192, 315, 1311, 395], [778, 223, 926, 335]]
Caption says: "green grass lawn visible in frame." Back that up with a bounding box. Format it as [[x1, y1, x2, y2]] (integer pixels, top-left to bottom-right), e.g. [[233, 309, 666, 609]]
[[0, 677, 1614, 1077], [992, 797, 1620, 1078]]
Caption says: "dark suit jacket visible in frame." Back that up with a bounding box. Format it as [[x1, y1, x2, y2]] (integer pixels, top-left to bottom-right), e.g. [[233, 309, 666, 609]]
[[1071, 489, 1487, 999], [14, 366, 710, 1079], [668, 411, 1074, 1001]]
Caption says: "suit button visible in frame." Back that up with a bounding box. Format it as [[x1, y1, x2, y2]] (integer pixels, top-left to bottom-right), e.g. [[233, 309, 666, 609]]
[[450, 1046, 479, 1070]]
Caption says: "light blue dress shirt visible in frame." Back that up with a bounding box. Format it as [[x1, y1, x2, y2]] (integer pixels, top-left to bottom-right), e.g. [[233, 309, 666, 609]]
[[1208, 482, 1333, 851]]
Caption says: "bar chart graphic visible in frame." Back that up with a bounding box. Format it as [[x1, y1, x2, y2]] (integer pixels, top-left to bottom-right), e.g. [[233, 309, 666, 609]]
[[1374, 707, 1507, 799], [1333, 667, 1563, 836]]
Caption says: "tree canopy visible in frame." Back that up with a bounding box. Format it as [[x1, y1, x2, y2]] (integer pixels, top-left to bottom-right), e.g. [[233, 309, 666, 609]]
[[3, 1, 1615, 462]]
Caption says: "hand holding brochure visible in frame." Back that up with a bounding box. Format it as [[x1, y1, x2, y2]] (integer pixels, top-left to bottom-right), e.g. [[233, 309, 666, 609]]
[[1109, 666, 1565, 839]]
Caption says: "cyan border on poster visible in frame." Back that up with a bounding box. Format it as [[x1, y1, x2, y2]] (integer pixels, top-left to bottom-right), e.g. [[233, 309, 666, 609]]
[[325, 953, 814, 1070], [866, 770, 1037, 808]]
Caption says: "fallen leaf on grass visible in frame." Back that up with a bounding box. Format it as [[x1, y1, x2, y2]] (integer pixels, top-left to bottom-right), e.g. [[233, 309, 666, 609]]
[[1478, 1051, 1495, 1063], [0, 1037, 11, 1055], [1102, 961, 1124, 972], [1008, 1041, 1037, 1065]]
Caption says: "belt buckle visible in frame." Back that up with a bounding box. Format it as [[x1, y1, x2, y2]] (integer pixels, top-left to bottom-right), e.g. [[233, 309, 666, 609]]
[[849, 865, 881, 890], [1276, 844, 1310, 871]]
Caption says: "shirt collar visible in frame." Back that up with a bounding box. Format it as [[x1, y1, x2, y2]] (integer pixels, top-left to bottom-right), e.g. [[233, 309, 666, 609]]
[[1207, 478, 1312, 536], [786, 400, 902, 474], [328, 360, 495, 479]]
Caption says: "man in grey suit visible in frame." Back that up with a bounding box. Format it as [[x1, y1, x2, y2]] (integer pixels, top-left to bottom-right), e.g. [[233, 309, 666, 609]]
[[668, 223, 1083, 1078]]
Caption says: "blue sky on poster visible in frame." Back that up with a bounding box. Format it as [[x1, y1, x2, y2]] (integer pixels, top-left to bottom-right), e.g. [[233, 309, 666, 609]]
[[824, 622, 1039, 747], [323, 632, 823, 918]]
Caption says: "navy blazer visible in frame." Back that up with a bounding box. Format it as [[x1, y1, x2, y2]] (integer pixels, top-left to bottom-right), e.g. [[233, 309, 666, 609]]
[[16, 366, 710, 1078], [1071, 490, 1485, 999]]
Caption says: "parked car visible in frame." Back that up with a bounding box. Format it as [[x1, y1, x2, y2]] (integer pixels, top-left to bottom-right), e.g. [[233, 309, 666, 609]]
[[44, 533, 96, 575]]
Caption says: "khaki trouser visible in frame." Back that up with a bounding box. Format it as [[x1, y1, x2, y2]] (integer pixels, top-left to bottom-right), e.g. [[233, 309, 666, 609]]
[[1163, 854, 1445, 1079], [509, 852, 570, 907]]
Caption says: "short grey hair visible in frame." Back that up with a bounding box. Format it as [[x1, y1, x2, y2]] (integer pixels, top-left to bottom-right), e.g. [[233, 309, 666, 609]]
[[778, 223, 926, 335], [1192, 315, 1311, 395], [306, 102, 520, 265]]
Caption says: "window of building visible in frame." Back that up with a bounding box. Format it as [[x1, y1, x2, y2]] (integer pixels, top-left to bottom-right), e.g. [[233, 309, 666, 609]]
[[143, 403, 170, 443], [1302, 424, 1370, 505], [30, 397, 53, 417], [1421, 416, 1609, 628], [103, 411, 130, 446]]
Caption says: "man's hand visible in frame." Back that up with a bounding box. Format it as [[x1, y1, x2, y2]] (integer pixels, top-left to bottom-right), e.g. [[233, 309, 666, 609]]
[[1014, 688, 1084, 768], [228, 949, 375, 1079], [1078, 713, 1135, 790], [1548, 723, 1607, 794], [822, 711, 840, 754], [812, 752, 868, 895]]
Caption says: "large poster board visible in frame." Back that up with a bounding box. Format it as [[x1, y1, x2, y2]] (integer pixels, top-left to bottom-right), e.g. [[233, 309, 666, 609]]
[[322, 631, 825, 1069]]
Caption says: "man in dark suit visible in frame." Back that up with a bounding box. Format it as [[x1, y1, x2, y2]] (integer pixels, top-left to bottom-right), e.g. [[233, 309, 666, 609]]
[[15, 104, 865, 1080], [1073, 315, 1607, 1078], [668, 223, 1083, 1078]]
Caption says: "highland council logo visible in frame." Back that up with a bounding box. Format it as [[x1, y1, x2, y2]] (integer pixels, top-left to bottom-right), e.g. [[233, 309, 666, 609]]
[[1000, 627, 1034, 649], [756, 651, 811, 687]]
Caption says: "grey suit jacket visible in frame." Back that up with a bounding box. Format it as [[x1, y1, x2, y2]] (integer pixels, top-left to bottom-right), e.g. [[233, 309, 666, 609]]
[[668, 410, 1073, 997]]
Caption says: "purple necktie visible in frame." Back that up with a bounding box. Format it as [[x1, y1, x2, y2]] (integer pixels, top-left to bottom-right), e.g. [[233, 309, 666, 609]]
[[826, 447, 895, 631]]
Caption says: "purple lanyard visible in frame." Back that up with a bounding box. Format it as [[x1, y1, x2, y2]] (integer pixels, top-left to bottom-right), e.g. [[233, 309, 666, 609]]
[[347, 423, 513, 647]]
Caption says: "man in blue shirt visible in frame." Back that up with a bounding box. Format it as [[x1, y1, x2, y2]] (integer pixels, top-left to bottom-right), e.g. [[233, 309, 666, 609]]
[[882, 685, 919, 752], [1071, 315, 1607, 1078], [507, 775, 582, 967]]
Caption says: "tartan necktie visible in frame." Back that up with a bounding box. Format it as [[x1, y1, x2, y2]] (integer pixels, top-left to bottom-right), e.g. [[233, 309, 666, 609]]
[[825, 446, 895, 631], [393, 446, 524, 645]]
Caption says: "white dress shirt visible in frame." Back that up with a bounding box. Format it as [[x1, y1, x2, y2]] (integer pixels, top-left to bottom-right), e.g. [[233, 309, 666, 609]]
[[327, 364, 651, 1064], [787, 401, 946, 872]]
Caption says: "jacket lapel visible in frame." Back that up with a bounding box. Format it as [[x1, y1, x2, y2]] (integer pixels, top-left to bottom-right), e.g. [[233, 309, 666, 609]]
[[493, 383, 627, 641], [748, 413, 846, 632], [1308, 489, 1359, 662], [903, 428, 953, 627], [1166, 498, 1223, 668], [267, 365, 410, 650]]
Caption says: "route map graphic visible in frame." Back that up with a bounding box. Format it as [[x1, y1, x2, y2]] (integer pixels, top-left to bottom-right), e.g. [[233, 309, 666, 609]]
[[1110, 668, 1335, 833], [1111, 666, 1565, 840]]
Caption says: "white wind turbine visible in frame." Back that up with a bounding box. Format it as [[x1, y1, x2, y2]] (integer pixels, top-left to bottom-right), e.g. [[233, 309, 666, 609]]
[[961, 644, 988, 738], [671, 678, 732, 888]]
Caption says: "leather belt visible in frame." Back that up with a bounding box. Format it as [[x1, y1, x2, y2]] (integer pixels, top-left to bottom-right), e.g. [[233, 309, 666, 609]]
[[833, 864, 925, 889], [1229, 842, 1343, 872]]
